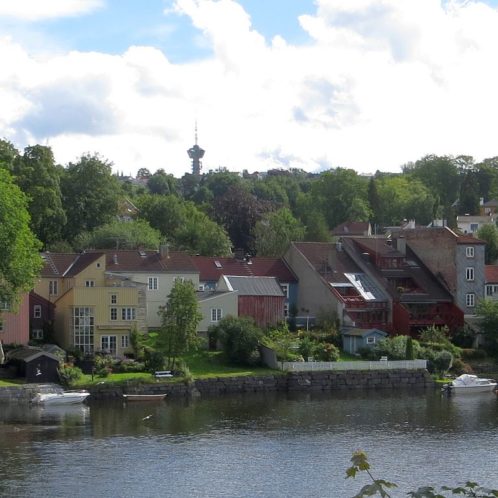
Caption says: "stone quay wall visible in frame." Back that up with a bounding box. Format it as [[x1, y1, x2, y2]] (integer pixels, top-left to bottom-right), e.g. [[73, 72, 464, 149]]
[[89, 368, 433, 400], [0, 369, 434, 402]]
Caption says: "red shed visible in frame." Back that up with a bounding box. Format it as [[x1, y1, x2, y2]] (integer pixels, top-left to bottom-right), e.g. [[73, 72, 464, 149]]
[[219, 276, 285, 328]]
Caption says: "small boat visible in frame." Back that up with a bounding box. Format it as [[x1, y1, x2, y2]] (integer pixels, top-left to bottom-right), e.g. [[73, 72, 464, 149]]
[[32, 390, 90, 405], [123, 393, 167, 402], [443, 374, 497, 394]]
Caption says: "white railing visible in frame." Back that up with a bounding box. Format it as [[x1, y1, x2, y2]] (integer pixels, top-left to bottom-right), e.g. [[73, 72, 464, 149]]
[[280, 359, 427, 372]]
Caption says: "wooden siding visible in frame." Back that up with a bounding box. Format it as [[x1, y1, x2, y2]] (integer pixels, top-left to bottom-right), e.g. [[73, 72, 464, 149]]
[[1, 294, 30, 345], [238, 296, 285, 327]]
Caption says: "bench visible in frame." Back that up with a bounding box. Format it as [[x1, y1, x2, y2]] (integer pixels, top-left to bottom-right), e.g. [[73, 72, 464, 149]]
[[154, 370, 173, 379]]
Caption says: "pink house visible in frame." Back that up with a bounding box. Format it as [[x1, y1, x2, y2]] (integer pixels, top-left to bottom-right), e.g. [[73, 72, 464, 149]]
[[0, 293, 30, 345]]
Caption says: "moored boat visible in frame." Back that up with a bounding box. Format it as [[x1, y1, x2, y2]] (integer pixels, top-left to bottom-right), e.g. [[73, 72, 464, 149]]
[[123, 393, 167, 402], [443, 374, 497, 394], [32, 390, 90, 405]]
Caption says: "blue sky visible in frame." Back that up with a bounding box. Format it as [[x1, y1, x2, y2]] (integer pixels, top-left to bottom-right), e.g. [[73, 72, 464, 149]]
[[2, 0, 498, 176]]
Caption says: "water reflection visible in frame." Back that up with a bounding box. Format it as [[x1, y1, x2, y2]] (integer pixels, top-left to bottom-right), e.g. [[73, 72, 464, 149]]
[[1, 389, 498, 497]]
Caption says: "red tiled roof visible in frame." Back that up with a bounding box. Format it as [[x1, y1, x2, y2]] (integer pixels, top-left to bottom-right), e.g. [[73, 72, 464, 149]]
[[103, 250, 197, 273], [332, 221, 370, 236], [485, 265, 498, 283], [193, 256, 297, 282], [41, 250, 198, 277], [456, 235, 486, 245]]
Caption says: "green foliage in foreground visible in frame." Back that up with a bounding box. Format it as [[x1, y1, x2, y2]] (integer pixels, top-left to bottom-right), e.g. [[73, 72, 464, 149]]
[[347, 450, 498, 498]]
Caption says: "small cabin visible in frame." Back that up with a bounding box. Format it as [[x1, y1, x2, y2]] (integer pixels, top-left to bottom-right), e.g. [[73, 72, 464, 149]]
[[341, 328, 388, 355], [7, 348, 60, 383]]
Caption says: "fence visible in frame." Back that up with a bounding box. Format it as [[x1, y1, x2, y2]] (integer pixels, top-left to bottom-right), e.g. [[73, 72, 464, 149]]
[[280, 359, 427, 372]]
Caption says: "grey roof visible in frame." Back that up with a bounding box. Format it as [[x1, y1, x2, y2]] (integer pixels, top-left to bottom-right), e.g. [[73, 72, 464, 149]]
[[341, 328, 388, 338], [225, 276, 285, 296], [7, 348, 59, 363]]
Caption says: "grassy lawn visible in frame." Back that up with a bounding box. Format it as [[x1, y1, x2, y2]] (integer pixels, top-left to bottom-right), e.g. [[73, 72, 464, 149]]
[[339, 351, 362, 362], [183, 351, 280, 379], [0, 379, 25, 387]]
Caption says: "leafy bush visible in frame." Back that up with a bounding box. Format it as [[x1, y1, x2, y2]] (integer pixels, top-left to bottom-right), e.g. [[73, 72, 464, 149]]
[[433, 350, 453, 375], [312, 342, 339, 362], [451, 358, 473, 375], [143, 349, 165, 372], [262, 324, 298, 361], [58, 365, 83, 387], [94, 355, 114, 377], [211, 316, 263, 365], [114, 359, 145, 373], [357, 346, 377, 360], [298, 336, 316, 361], [419, 340, 462, 359], [374, 335, 422, 360]]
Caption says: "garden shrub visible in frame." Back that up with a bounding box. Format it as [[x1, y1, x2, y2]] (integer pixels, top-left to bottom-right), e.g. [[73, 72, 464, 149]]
[[213, 316, 263, 365], [58, 365, 83, 387], [312, 342, 339, 362], [374, 335, 422, 360], [115, 359, 146, 373], [143, 349, 165, 373], [433, 350, 453, 376], [94, 355, 114, 377], [451, 358, 473, 375], [298, 336, 316, 361]]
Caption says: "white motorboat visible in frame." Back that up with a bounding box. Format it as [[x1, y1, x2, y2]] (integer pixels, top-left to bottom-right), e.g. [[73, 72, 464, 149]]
[[32, 390, 90, 405], [444, 374, 497, 394]]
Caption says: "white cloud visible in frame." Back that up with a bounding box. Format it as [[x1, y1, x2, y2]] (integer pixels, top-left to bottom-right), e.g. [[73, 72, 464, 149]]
[[0, 0, 103, 21], [2, 0, 498, 176]]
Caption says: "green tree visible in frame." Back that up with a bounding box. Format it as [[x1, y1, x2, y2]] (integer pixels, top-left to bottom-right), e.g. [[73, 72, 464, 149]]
[[0, 139, 19, 171], [157, 279, 202, 370], [210, 316, 263, 365], [458, 171, 480, 216], [476, 299, 498, 350], [147, 169, 177, 195], [60, 153, 120, 241], [405, 336, 414, 360], [74, 219, 161, 250], [0, 169, 43, 307], [477, 224, 498, 264], [12, 145, 66, 246], [254, 208, 305, 257]]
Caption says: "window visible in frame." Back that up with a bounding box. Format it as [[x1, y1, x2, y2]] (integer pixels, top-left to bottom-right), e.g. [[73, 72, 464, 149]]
[[33, 305, 42, 319], [121, 308, 136, 320], [121, 335, 129, 348], [470, 223, 479, 233], [32, 329, 43, 340], [466, 293, 475, 307], [280, 283, 289, 298], [73, 307, 94, 354], [466, 267, 474, 281], [110, 308, 117, 321], [101, 335, 116, 355], [198, 284, 205, 291], [466, 246, 475, 258], [148, 277, 158, 290], [49, 280, 58, 296], [211, 308, 222, 322], [0, 301, 9, 311], [366, 336, 376, 344], [284, 303, 289, 317], [85, 280, 95, 287], [110, 294, 117, 304]]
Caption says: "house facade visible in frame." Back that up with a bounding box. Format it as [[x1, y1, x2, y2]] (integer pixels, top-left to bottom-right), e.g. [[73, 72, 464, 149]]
[[456, 214, 496, 235], [193, 255, 298, 318], [0, 293, 30, 345], [34, 252, 147, 356], [29, 292, 55, 342]]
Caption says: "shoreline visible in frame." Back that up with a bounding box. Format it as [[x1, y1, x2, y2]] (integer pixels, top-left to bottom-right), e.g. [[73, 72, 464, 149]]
[[0, 368, 434, 403]]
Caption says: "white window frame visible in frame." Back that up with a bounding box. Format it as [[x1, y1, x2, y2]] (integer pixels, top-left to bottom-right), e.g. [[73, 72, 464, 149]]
[[470, 223, 479, 233], [110, 308, 117, 321], [33, 305, 42, 319], [110, 294, 117, 304], [284, 302, 289, 317], [121, 335, 129, 348], [0, 301, 9, 311], [148, 277, 158, 291], [73, 307, 94, 354], [466, 246, 475, 258], [121, 308, 136, 321], [366, 336, 376, 344], [49, 280, 58, 296], [32, 329, 43, 340], [211, 308, 223, 322], [465, 267, 475, 281], [85, 280, 95, 287], [101, 335, 117, 355], [280, 283, 289, 298], [466, 293, 475, 307]]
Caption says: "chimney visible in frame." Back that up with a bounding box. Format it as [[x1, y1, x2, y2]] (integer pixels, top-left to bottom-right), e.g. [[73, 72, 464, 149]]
[[159, 242, 169, 259], [395, 236, 406, 255]]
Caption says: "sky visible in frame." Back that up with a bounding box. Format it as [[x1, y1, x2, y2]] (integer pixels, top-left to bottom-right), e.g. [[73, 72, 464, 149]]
[[2, 0, 498, 177]]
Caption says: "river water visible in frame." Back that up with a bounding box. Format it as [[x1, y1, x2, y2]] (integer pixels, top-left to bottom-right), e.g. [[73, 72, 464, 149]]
[[1, 389, 498, 498]]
